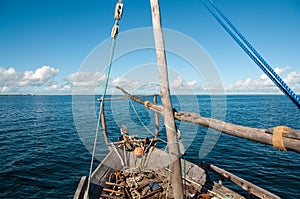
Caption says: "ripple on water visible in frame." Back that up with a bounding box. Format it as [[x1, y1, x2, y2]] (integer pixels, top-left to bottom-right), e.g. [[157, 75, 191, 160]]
[[1, 95, 300, 198]]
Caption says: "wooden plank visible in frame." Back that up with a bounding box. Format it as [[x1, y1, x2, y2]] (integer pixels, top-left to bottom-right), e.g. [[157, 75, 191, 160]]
[[100, 193, 124, 199], [140, 187, 162, 199], [73, 176, 87, 199], [102, 188, 124, 195], [181, 159, 207, 186], [91, 150, 123, 185], [202, 163, 280, 199], [105, 182, 124, 187], [211, 182, 244, 199], [182, 177, 225, 199]]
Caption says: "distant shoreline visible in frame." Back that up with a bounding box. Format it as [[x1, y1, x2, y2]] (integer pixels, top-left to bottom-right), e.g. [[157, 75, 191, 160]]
[[0, 94, 35, 96]]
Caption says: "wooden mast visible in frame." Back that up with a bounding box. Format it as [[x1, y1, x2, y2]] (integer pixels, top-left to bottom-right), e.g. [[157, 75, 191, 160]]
[[149, 0, 184, 198], [153, 95, 159, 137]]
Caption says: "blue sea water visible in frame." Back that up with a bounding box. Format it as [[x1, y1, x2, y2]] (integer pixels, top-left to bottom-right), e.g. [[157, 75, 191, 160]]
[[0, 95, 299, 198]]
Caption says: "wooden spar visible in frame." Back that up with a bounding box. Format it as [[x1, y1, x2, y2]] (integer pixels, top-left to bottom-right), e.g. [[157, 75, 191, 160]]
[[97, 94, 158, 101], [116, 86, 163, 114], [111, 137, 158, 145], [153, 95, 159, 137], [201, 163, 280, 199], [116, 86, 300, 154], [149, 0, 184, 198], [176, 112, 300, 153]]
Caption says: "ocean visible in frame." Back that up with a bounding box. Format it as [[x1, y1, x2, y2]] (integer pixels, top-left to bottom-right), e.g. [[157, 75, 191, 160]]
[[0, 95, 299, 198]]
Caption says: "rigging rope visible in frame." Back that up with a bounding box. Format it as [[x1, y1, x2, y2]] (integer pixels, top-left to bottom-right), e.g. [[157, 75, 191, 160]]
[[85, 1, 123, 198], [128, 98, 168, 144], [201, 0, 300, 108], [85, 38, 117, 199]]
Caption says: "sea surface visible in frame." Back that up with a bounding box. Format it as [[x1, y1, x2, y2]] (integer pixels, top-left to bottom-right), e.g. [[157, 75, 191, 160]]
[[0, 95, 299, 198]]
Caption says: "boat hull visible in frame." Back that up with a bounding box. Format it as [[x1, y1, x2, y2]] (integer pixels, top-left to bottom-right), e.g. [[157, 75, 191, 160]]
[[74, 147, 279, 198]]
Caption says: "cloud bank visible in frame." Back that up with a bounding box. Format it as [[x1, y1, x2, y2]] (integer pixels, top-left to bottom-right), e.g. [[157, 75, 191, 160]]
[[226, 67, 300, 94], [0, 66, 59, 93], [0, 66, 299, 95]]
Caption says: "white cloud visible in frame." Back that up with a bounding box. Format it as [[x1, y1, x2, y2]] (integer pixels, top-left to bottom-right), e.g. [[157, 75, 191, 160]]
[[226, 66, 300, 94], [62, 71, 110, 95], [285, 71, 300, 85], [0, 66, 59, 93], [0, 66, 59, 86], [110, 77, 150, 95], [64, 72, 106, 87], [0, 67, 19, 86], [1, 65, 298, 95], [1, 86, 14, 93], [170, 76, 203, 93], [112, 77, 140, 89]]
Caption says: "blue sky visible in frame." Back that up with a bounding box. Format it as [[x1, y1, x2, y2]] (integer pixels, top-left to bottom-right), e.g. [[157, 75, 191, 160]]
[[0, 0, 300, 95]]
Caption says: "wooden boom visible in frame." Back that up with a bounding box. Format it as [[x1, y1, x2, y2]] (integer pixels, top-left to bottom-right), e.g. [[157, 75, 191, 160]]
[[116, 86, 300, 154]]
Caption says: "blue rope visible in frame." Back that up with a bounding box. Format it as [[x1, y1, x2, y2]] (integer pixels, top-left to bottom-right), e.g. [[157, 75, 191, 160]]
[[201, 0, 300, 108]]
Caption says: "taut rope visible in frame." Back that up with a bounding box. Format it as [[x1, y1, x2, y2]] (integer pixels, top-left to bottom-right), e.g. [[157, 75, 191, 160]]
[[85, 1, 123, 198]]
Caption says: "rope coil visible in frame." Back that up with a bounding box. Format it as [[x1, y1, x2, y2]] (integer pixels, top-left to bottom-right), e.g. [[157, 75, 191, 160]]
[[272, 126, 291, 151]]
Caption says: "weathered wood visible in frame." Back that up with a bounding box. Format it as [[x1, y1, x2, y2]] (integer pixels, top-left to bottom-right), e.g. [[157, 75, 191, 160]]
[[181, 177, 223, 199], [110, 137, 158, 145], [140, 187, 162, 199], [73, 176, 87, 199], [166, 164, 243, 199], [102, 188, 124, 195], [100, 193, 123, 199], [266, 127, 300, 140], [154, 95, 159, 137], [202, 163, 280, 199], [98, 94, 158, 101], [105, 182, 124, 187], [211, 182, 244, 199], [116, 86, 163, 114], [149, 0, 184, 198], [116, 87, 300, 154], [177, 111, 300, 153], [124, 187, 132, 199], [76, 147, 280, 199]]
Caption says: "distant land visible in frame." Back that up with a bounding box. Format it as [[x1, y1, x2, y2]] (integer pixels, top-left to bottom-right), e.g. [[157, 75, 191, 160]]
[[0, 94, 35, 96]]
